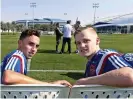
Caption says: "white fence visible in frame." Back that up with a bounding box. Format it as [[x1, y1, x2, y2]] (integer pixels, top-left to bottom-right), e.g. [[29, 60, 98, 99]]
[[1, 84, 133, 99], [70, 85, 133, 98], [1, 84, 69, 99], [40, 31, 55, 35]]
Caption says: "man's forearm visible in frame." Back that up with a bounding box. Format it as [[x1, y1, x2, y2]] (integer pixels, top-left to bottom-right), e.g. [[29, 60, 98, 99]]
[[2, 70, 49, 84], [75, 67, 133, 87]]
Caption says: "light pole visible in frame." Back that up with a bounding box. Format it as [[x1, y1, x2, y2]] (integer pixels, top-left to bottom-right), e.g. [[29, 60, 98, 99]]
[[30, 2, 36, 29], [64, 13, 67, 20], [25, 13, 29, 29], [64, 13, 67, 24], [93, 3, 99, 24]]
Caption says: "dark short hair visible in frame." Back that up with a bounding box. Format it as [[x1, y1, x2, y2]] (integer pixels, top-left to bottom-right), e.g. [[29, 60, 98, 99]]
[[19, 29, 40, 40], [67, 20, 71, 24], [56, 22, 59, 26], [76, 21, 80, 24]]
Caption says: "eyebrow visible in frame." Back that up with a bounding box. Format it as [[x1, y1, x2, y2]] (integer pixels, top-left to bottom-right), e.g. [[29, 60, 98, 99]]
[[83, 38, 91, 41], [29, 41, 40, 47]]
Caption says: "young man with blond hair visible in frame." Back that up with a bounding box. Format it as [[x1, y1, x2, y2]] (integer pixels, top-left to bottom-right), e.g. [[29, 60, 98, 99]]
[[74, 27, 133, 87]]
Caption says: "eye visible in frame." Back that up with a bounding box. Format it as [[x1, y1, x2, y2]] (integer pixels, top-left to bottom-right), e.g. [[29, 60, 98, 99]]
[[29, 42, 34, 46], [76, 41, 81, 45], [83, 39, 90, 43], [36, 45, 39, 48], [29, 42, 39, 48]]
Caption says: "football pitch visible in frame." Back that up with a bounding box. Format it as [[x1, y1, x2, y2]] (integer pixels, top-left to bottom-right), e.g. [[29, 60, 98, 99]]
[[1, 33, 133, 84]]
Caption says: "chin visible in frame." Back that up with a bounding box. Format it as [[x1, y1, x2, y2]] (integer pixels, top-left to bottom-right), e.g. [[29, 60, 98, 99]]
[[81, 53, 90, 57], [27, 56, 32, 59], [80, 53, 87, 57]]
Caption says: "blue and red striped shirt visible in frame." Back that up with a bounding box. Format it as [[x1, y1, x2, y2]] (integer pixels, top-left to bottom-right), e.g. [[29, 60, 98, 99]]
[[1, 50, 27, 83], [84, 49, 133, 77]]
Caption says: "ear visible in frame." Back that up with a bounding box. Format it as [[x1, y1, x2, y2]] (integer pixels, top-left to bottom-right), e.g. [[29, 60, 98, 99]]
[[18, 40, 22, 48], [18, 40, 21, 45], [96, 37, 100, 45]]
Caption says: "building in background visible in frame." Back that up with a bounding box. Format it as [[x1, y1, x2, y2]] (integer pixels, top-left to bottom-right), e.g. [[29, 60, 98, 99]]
[[15, 18, 67, 29], [93, 15, 133, 34]]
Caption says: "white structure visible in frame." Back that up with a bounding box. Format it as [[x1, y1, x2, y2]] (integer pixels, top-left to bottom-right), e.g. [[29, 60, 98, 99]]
[[94, 14, 133, 33], [1, 84, 133, 99], [15, 18, 67, 29]]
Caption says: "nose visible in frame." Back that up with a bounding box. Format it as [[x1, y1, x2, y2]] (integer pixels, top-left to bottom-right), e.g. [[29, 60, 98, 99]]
[[80, 42, 86, 47], [31, 46, 37, 52]]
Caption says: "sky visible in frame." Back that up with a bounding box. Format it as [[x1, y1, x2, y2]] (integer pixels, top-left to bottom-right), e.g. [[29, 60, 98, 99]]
[[1, 0, 133, 25]]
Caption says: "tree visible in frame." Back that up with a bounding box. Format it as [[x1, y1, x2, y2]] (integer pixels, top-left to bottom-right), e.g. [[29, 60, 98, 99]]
[[6, 22, 11, 34], [11, 21, 16, 34], [40, 24, 49, 31], [1, 21, 6, 32], [34, 24, 41, 30], [16, 24, 23, 32], [1, 21, 9, 33]]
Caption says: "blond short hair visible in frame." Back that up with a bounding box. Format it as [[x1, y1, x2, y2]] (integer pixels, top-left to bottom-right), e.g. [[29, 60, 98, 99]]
[[74, 26, 97, 37]]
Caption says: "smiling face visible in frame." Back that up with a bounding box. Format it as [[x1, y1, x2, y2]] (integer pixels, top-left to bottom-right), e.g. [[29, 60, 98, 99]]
[[75, 27, 100, 59], [18, 34, 40, 59]]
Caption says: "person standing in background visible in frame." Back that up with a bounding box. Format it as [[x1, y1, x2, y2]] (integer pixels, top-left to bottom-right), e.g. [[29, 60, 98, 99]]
[[74, 21, 81, 54], [60, 20, 74, 54], [55, 23, 63, 53]]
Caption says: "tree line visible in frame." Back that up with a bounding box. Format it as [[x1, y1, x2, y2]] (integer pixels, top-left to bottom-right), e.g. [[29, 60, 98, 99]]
[[0, 21, 57, 34]]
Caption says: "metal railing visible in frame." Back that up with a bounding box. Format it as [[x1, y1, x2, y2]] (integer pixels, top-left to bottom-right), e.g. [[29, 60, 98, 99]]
[[1, 84, 133, 99]]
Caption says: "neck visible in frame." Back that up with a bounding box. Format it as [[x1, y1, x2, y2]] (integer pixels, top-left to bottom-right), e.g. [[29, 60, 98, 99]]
[[87, 47, 100, 60], [17, 48, 28, 59], [17, 48, 22, 52]]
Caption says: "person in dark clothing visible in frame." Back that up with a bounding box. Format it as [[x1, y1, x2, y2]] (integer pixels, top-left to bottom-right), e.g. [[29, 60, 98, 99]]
[[74, 21, 81, 54], [55, 23, 63, 53]]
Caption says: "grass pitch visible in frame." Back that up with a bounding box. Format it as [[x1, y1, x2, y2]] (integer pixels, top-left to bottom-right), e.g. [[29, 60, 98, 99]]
[[1, 33, 133, 84]]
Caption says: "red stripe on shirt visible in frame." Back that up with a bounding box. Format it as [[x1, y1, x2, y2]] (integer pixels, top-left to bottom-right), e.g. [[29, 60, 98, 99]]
[[12, 55, 23, 74], [98, 53, 120, 75]]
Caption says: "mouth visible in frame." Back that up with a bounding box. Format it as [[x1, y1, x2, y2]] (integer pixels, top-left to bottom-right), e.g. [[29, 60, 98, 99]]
[[80, 49, 88, 53], [28, 52, 34, 56]]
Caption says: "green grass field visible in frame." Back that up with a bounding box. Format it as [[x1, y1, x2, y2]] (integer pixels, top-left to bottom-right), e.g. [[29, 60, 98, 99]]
[[1, 33, 133, 84]]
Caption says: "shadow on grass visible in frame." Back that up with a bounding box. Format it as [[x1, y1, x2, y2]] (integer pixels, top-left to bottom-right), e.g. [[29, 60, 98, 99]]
[[37, 49, 76, 54], [37, 49, 55, 54], [61, 72, 84, 80]]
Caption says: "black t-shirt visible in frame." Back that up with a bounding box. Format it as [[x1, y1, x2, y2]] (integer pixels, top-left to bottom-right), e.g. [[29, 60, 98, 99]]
[[55, 27, 62, 37]]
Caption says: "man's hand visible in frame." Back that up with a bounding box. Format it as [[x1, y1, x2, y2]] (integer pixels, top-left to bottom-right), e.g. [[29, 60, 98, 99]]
[[51, 80, 72, 88], [74, 78, 87, 85]]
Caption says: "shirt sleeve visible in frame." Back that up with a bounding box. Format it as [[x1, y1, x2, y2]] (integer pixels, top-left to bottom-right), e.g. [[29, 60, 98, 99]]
[[107, 54, 132, 68], [4, 54, 25, 74], [98, 53, 132, 75]]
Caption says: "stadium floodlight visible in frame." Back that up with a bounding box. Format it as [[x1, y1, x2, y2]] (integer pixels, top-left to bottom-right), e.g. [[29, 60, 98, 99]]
[[64, 13, 67, 20], [25, 13, 29, 29], [30, 2, 36, 29], [64, 13, 67, 15], [93, 3, 99, 24]]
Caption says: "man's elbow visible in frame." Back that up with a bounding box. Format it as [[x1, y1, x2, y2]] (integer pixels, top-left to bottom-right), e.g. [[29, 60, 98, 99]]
[[2, 76, 11, 85], [127, 72, 133, 86], [2, 77, 11, 85], [2, 70, 14, 85]]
